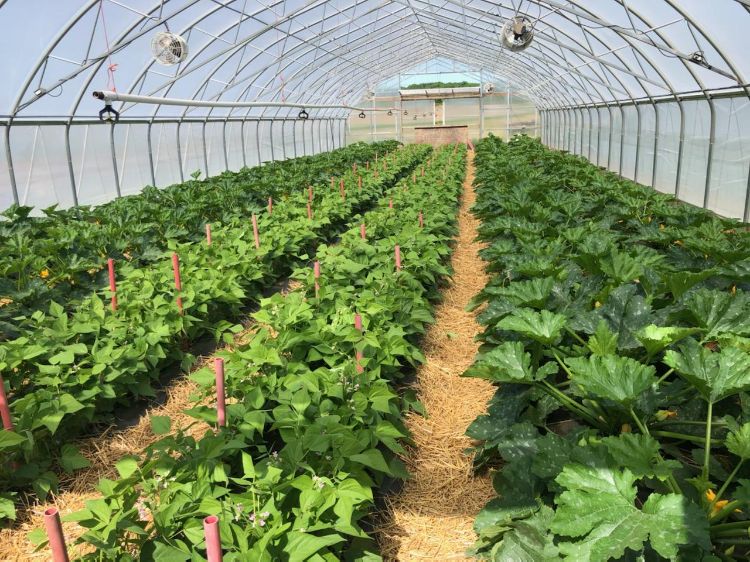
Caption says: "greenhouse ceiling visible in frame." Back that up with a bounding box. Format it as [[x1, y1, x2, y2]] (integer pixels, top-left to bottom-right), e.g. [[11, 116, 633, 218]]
[[3, 0, 750, 123]]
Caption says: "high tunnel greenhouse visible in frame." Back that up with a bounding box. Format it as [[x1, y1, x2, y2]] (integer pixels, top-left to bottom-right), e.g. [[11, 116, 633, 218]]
[[3, 1, 750, 561]]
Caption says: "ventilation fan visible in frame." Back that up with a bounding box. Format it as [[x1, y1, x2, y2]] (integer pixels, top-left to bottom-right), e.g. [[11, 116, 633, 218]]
[[151, 31, 189, 65], [501, 16, 534, 52]]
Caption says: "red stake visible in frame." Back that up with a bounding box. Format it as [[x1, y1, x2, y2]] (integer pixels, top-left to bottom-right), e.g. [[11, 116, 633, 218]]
[[395, 245, 402, 271], [107, 258, 117, 311], [268, 197, 273, 215], [354, 313, 364, 374], [360, 223, 366, 240], [339, 178, 345, 200], [172, 253, 183, 314], [388, 199, 393, 209], [205, 224, 212, 246], [44, 508, 70, 562], [308, 185, 313, 201], [251, 214, 260, 249], [352, 162, 357, 173], [307, 201, 313, 220], [214, 358, 226, 428], [203, 515, 223, 562], [419, 211, 424, 228], [0, 373, 13, 430], [313, 261, 320, 298]]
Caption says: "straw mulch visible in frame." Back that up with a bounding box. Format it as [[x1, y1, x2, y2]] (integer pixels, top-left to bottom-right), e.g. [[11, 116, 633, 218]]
[[375, 152, 496, 561]]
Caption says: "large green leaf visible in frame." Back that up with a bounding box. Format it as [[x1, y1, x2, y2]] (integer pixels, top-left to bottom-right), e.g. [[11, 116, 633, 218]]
[[491, 506, 562, 562], [551, 465, 709, 560], [726, 422, 750, 460], [497, 308, 567, 344], [600, 433, 679, 480], [474, 341, 556, 383], [664, 339, 750, 403], [566, 354, 657, 407]]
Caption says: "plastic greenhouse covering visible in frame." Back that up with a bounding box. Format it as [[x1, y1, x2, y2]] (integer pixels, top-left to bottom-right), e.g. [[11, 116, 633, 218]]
[[1, 0, 749, 219]]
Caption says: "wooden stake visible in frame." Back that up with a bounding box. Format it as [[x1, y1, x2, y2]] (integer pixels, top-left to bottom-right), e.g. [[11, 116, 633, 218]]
[[395, 245, 401, 271], [354, 313, 363, 374], [268, 197, 273, 215], [251, 214, 260, 249], [214, 358, 226, 427], [0, 373, 13, 430], [107, 258, 117, 311], [360, 223, 366, 240], [205, 224, 212, 246], [172, 253, 183, 314], [313, 261, 320, 298]]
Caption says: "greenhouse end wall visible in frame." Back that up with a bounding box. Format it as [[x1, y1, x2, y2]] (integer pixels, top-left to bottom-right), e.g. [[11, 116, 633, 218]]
[[1, 118, 346, 212], [540, 95, 750, 221]]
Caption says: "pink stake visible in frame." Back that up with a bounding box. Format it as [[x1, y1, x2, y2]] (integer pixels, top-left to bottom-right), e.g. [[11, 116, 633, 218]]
[[395, 245, 402, 271], [205, 224, 212, 246], [251, 214, 260, 249], [214, 358, 226, 428], [172, 253, 183, 315], [360, 223, 366, 240], [313, 261, 320, 297], [44, 508, 70, 562], [358, 175, 362, 191], [307, 201, 313, 220], [419, 211, 424, 228], [354, 313, 364, 374], [268, 197, 273, 215], [107, 258, 117, 311], [203, 515, 223, 562], [0, 373, 13, 430], [421, 166, 425, 177], [308, 185, 313, 201], [339, 178, 345, 200], [388, 199, 393, 209]]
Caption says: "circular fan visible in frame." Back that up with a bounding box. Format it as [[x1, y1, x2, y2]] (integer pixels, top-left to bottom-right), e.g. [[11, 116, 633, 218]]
[[501, 16, 534, 52], [151, 31, 189, 65]]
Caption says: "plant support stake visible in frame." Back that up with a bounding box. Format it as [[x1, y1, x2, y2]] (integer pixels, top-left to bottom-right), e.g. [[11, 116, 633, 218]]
[[107, 258, 117, 311], [203, 515, 223, 562], [339, 178, 345, 201], [388, 199, 393, 209], [418, 211, 424, 228], [0, 373, 12, 430], [171, 253, 183, 314], [314, 261, 320, 297], [205, 224, 212, 246], [308, 185, 313, 201], [214, 358, 226, 428], [358, 175, 362, 191], [307, 201, 312, 220], [395, 245, 402, 271], [360, 223, 366, 240], [44, 508, 70, 562], [268, 197, 273, 215], [251, 214, 260, 249], [354, 313, 364, 374]]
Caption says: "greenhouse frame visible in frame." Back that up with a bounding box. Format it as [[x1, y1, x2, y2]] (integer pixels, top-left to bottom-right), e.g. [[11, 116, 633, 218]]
[[1, 1, 749, 218]]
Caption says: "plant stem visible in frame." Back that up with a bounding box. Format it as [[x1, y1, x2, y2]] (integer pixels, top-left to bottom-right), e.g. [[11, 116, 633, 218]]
[[711, 521, 750, 532], [539, 380, 601, 428], [704, 401, 714, 481], [709, 459, 745, 513], [655, 368, 674, 386], [565, 327, 587, 347], [650, 430, 723, 445]]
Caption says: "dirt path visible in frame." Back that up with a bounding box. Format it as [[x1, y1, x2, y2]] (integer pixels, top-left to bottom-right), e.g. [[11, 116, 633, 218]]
[[376, 152, 496, 561]]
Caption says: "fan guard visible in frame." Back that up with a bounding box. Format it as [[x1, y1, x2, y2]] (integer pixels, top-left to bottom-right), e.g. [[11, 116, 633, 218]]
[[151, 31, 189, 65], [501, 16, 534, 52]]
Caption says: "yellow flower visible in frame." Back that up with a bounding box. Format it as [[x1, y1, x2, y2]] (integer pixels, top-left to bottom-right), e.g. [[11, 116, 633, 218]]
[[0, 297, 12, 308], [621, 423, 632, 433], [40, 269, 50, 279]]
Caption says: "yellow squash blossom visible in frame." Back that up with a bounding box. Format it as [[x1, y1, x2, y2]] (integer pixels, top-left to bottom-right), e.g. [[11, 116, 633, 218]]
[[40, 268, 50, 279]]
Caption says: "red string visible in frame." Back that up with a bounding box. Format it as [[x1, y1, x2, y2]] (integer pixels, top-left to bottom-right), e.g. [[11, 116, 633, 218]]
[[98, 0, 118, 92]]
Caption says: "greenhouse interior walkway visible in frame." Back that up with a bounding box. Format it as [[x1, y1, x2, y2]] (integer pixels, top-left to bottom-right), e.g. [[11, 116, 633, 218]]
[[376, 152, 495, 560]]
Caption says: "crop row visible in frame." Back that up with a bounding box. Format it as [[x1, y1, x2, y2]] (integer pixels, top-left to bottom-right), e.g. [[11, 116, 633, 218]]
[[0, 143, 425, 522], [29, 143, 468, 560], [465, 136, 750, 561], [0, 140, 399, 338]]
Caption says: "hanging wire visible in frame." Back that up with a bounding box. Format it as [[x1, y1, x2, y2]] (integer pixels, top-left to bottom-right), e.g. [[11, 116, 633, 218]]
[[97, 0, 119, 92]]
